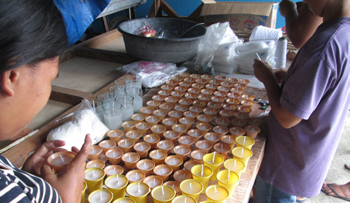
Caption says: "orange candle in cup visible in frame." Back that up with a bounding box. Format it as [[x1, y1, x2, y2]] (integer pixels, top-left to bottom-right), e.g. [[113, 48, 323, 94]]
[[145, 115, 161, 126], [153, 109, 168, 120], [190, 150, 207, 164], [140, 106, 154, 117], [226, 97, 240, 105], [159, 103, 174, 113], [178, 117, 195, 130], [192, 100, 207, 108], [229, 126, 246, 138], [122, 121, 137, 132], [133, 142, 151, 158], [173, 145, 191, 161], [125, 170, 146, 183], [122, 152, 140, 169], [126, 130, 143, 143], [118, 138, 136, 153], [163, 181, 181, 196], [143, 175, 163, 190], [146, 100, 162, 110], [189, 106, 204, 114], [174, 104, 188, 112], [215, 117, 231, 127], [204, 132, 221, 145], [158, 89, 171, 96], [153, 164, 173, 181], [165, 96, 179, 106], [187, 129, 204, 141], [171, 91, 185, 100], [47, 151, 75, 173], [163, 130, 180, 144], [165, 155, 183, 171], [221, 135, 235, 149], [172, 124, 188, 136], [244, 125, 261, 139], [150, 124, 167, 139], [195, 140, 213, 153], [105, 148, 123, 165], [178, 98, 193, 106], [183, 111, 199, 119], [196, 114, 211, 124], [143, 134, 160, 149], [162, 118, 178, 130], [104, 165, 124, 177], [178, 135, 195, 148], [168, 110, 183, 120], [184, 160, 199, 171], [219, 110, 235, 119], [136, 159, 155, 176], [131, 113, 146, 123], [149, 149, 167, 165], [152, 94, 166, 102], [231, 118, 247, 128], [196, 122, 212, 133], [241, 94, 255, 101], [106, 129, 124, 143], [135, 122, 151, 136], [156, 140, 174, 155], [88, 145, 103, 160], [173, 169, 192, 182], [222, 103, 237, 111], [99, 140, 117, 154], [247, 118, 262, 126], [213, 125, 229, 136], [213, 143, 231, 159]]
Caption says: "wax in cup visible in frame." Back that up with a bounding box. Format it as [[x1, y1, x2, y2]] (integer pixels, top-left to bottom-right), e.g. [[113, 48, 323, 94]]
[[113, 197, 136, 203], [105, 175, 128, 201], [205, 185, 230, 203], [235, 135, 255, 150], [171, 195, 197, 203], [151, 185, 176, 203], [224, 159, 246, 177], [232, 147, 253, 165], [203, 153, 224, 181], [88, 189, 113, 203], [179, 179, 203, 202], [190, 164, 213, 194], [126, 182, 150, 203], [217, 169, 240, 196], [85, 167, 105, 193], [47, 151, 76, 173]]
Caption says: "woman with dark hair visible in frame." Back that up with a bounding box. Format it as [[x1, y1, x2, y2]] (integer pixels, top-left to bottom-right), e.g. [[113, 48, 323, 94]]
[[0, 0, 91, 202]]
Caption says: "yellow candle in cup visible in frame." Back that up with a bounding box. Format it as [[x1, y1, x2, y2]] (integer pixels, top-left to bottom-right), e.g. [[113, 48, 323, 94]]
[[203, 152, 224, 181], [235, 135, 255, 150], [151, 185, 176, 203], [85, 167, 106, 193], [126, 182, 150, 203], [224, 159, 245, 177], [136, 159, 155, 176], [179, 179, 203, 201], [88, 189, 113, 203], [205, 185, 230, 203], [47, 151, 76, 173], [217, 170, 240, 196], [81, 181, 87, 203], [105, 174, 128, 201], [171, 195, 197, 203], [113, 197, 135, 203], [232, 147, 253, 165], [190, 164, 213, 193]]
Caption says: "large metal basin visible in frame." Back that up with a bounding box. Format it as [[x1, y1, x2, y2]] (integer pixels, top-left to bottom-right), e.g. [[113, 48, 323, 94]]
[[118, 18, 206, 63]]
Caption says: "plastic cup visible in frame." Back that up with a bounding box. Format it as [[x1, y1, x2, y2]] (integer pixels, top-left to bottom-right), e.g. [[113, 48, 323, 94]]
[[179, 179, 203, 201], [136, 159, 155, 176], [151, 185, 176, 203], [105, 174, 128, 201], [88, 145, 103, 160], [85, 167, 106, 193], [190, 164, 213, 194], [205, 185, 229, 203], [235, 135, 255, 150], [217, 170, 240, 196], [105, 148, 123, 165], [203, 153, 224, 181], [126, 182, 150, 203], [113, 197, 135, 203], [224, 159, 246, 177], [232, 147, 253, 165], [88, 189, 113, 203]]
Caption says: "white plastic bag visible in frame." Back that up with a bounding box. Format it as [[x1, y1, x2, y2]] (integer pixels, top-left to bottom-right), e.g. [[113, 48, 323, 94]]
[[47, 99, 109, 151], [117, 61, 187, 88]]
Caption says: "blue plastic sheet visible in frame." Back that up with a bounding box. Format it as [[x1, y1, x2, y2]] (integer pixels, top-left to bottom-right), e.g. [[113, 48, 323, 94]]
[[54, 0, 111, 46]]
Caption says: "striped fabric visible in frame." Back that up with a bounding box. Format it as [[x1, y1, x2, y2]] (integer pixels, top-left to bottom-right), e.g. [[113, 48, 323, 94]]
[[0, 155, 62, 203]]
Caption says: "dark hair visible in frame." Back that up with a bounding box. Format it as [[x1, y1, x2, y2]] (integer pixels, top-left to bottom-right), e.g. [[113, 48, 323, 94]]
[[0, 0, 68, 73]]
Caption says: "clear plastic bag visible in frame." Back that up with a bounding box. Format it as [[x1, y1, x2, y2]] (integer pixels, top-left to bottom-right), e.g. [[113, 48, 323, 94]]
[[117, 61, 187, 88], [47, 99, 109, 150]]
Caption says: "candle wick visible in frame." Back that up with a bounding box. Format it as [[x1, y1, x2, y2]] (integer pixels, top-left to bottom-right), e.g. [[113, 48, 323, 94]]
[[138, 182, 141, 194], [212, 152, 216, 164], [162, 186, 165, 195], [99, 191, 103, 200], [244, 136, 246, 143], [189, 182, 192, 192], [241, 147, 244, 156], [214, 185, 218, 195], [228, 169, 231, 184], [59, 154, 65, 163], [201, 164, 204, 176]]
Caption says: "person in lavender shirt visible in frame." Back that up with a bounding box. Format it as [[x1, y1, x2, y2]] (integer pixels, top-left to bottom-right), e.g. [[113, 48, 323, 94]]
[[252, 0, 350, 202]]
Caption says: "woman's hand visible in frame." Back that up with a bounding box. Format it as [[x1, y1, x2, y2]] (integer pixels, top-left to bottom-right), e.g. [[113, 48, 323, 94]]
[[41, 134, 92, 203], [253, 59, 276, 85], [279, 0, 297, 17], [22, 140, 66, 176]]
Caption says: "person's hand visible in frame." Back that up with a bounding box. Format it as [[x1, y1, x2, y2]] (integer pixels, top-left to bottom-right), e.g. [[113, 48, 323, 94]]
[[274, 69, 287, 84], [41, 134, 92, 203], [22, 140, 66, 176], [279, 0, 297, 17], [253, 59, 276, 84]]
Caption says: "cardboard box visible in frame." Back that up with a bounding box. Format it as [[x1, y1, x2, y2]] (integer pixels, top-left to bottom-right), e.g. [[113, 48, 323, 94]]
[[199, 1, 278, 30]]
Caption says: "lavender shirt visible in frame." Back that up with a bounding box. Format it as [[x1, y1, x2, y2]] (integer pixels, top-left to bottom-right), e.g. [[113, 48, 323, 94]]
[[259, 18, 350, 197]]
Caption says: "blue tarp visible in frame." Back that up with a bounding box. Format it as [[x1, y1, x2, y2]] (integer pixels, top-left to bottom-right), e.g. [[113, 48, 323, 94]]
[[54, 0, 111, 46]]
